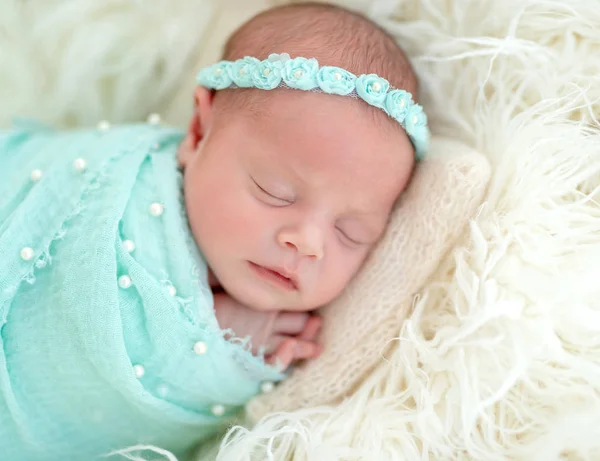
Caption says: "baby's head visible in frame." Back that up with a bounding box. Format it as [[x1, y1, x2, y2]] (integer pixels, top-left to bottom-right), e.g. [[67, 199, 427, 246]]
[[178, 2, 424, 312]]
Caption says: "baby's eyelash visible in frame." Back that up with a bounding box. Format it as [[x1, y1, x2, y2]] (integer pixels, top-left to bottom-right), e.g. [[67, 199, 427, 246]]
[[251, 177, 291, 205], [252, 178, 283, 200], [335, 227, 363, 246]]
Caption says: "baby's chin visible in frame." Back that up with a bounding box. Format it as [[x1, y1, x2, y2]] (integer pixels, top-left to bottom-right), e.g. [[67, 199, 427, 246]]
[[230, 283, 315, 312]]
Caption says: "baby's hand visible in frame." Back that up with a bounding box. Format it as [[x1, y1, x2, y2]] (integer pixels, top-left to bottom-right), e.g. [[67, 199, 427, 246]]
[[213, 292, 322, 371]]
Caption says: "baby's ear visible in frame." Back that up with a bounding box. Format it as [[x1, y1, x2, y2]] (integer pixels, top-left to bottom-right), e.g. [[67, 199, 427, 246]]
[[177, 87, 215, 167]]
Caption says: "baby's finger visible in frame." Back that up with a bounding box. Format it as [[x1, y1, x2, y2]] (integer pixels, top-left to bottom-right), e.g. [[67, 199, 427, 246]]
[[266, 338, 323, 371], [263, 334, 288, 356], [293, 339, 322, 360], [273, 312, 309, 335], [298, 315, 322, 341], [266, 339, 297, 371]]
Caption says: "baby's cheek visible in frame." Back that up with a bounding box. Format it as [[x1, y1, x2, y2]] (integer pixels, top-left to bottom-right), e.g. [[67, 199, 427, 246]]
[[308, 247, 362, 306], [185, 177, 232, 246], [220, 192, 261, 229], [205, 190, 266, 248]]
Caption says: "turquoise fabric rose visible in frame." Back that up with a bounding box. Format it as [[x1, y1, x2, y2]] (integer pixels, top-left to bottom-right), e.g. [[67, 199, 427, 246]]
[[355, 74, 389, 108], [251, 60, 282, 90], [267, 53, 291, 69], [317, 67, 356, 95], [405, 103, 428, 132], [282, 57, 319, 90], [196, 61, 233, 90], [231, 57, 260, 88], [384, 89, 412, 122], [404, 104, 429, 161]]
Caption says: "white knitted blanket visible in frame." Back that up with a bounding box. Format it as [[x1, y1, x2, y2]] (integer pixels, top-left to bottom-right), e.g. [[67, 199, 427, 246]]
[[1, 0, 599, 460]]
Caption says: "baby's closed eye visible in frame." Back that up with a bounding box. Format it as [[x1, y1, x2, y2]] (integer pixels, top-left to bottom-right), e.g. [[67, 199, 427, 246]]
[[335, 226, 366, 246], [251, 176, 294, 206], [334, 219, 383, 247]]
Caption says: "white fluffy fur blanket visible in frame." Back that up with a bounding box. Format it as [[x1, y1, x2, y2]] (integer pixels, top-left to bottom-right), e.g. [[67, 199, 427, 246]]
[[2, 0, 600, 460]]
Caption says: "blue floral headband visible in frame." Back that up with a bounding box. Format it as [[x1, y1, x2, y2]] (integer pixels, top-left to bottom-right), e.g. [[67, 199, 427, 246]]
[[196, 53, 429, 160]]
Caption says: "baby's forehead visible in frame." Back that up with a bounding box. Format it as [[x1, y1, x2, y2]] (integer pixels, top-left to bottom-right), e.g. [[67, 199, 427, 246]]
[[218, 89, 414, 200], [219, 87, 402, 138]]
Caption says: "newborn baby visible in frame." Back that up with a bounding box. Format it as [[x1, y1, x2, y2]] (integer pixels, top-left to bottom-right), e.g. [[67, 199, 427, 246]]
[[0, 3, 428, 460]]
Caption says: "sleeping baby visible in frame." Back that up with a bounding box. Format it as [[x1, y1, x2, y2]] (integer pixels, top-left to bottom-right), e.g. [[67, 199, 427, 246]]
[[0, 2, 428, 460]]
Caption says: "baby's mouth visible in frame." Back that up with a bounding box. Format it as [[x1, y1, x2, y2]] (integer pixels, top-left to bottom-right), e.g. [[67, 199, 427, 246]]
[[248, 262, 299, 291]]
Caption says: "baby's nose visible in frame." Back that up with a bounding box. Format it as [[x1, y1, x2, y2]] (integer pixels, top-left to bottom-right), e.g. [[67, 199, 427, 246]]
[[277, 226, 323, 261]]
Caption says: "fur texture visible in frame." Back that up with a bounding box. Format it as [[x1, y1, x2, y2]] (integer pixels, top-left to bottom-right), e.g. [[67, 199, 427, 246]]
[[1, 0, 599, 459], [0, 0, 215, 128]]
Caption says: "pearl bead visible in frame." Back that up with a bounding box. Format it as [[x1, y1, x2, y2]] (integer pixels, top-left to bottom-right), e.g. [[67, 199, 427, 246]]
[[294, 69, 304, 79], [152, 142, 161, 150], [149, 203, 164, 217], [239, 69, 245, 76], [333, 72, 342, 81], [261, 381, 275, 394], [118, 275, 132, 289], [97, 120, 111, 132], [122, 240, 135, 253], [31, 169, 43, 181], [214, 68, 223, 76], [73, 158, 87, 172], [372, 82, 381, 92], [133, 364, 145, 378], [263, 68, 271, 76], [20, 247, 35, 261], [193, 341, 207, 355], [211, 404, 225, 417], [147, 113, 161, 125], [412, 115, 419, 124], [399, 99, 406, 107], [168, 286, 177, 297]]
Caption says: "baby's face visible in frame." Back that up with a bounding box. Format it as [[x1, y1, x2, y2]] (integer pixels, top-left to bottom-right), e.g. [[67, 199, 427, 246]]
[[181, 89, 414, 311]]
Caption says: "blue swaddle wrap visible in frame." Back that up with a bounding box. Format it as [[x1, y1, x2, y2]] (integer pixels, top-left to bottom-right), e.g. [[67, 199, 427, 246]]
[[0, 122, 283, 460]]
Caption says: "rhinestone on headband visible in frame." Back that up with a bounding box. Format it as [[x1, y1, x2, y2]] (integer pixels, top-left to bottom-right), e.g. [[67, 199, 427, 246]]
[[196, 53, 429, 160]]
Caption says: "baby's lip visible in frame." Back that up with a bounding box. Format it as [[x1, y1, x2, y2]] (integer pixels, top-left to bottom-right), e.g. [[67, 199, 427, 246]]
[[249, 262, 299, 290], [269, 265, 299, 286]]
